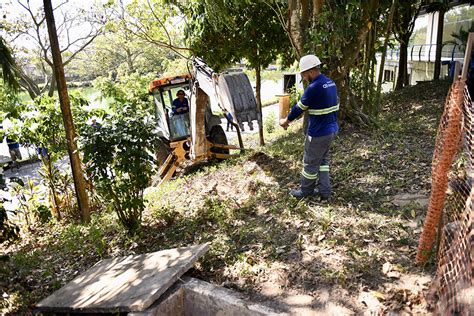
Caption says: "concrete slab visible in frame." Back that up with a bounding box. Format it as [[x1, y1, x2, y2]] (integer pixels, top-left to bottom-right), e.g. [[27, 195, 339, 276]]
[[392, 193, 429, 208], [129, 282, 185, 316], [36, 244, 209, 313], [133, 277, 286, 316], [183, 277, 286, 316]]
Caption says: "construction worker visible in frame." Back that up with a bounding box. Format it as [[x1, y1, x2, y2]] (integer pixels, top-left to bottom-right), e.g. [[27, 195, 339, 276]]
[[172, 90, 189, 115], [6, 137, 22, 169], [280, 55, 339, 200]]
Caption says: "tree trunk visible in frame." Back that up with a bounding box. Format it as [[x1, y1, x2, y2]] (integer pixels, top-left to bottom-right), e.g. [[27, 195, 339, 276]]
[[16, 70, 41, 99], [362, 24, 374, 108], [395, 40, 408, 90], [48, 72, 56, 97], [43, 0, 90, 224], [44, 156, 61, 220], [255, 64, 264, 146], [433, 10, 445, 81], [331, 71, 348, 119], [287, 0, 305, 58], [125, 48, 135, 74], [376, 0, 396, 112], [369, 51, 376, 110]]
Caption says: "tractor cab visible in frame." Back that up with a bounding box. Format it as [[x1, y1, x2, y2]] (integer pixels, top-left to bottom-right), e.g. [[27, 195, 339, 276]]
[[148, 59, 261, 184], [149, 73, 193, 142]]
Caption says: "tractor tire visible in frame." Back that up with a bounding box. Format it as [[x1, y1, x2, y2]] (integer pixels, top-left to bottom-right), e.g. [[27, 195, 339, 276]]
[[209, 125, 229, 157]]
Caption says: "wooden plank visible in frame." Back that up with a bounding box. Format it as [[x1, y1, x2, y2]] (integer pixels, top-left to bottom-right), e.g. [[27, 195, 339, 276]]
[[461, 32, 474, 81], [36, 244, 209, 313]]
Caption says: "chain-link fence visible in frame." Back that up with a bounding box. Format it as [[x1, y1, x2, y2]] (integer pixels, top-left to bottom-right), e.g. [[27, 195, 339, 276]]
[[416, 77, 473, 314]]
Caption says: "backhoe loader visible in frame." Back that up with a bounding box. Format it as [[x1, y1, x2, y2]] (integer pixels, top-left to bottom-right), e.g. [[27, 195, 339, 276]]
[[149, 58, 261, 184]]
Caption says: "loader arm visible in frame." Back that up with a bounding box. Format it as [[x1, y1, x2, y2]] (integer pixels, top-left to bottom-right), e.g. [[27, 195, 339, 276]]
[[190, 58, 261, 159]]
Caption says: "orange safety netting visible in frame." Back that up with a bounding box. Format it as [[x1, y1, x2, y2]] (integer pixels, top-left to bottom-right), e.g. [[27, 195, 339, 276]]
[[416, 79, 473, 314], [416, 79, 464, 263]]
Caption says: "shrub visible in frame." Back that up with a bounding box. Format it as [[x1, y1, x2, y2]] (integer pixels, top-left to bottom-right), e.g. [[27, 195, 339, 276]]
[[11, 178, 50, 227], [264, 112, 276, 134], [289, 85, 304, 108], [81, 106, 159, 232]]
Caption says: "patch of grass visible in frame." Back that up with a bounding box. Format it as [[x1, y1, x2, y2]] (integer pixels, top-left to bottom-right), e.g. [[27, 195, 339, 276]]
[[264, 112, 277, 134], [262, 97, 278, 107]]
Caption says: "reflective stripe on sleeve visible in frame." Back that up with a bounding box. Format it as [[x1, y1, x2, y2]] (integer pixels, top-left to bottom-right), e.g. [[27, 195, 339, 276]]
[[297, 101, 309, 111], [308, 104, 339, 115]]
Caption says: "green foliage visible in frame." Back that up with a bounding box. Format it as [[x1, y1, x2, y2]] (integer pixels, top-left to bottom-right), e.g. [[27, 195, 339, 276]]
[[444, 21, 474, 51], [11, 178, 50, 227], [81, 106, 159, 231], [0, 37, 20, 91], [392, 1, 422, 45], [3, 93, 94, 220], [264, 112, 276, 134], [293, 1, 390, 121], [3, 2, 103, 99], [85, 0, 188, 78], [262, 97, 278, 107], [244, 69, 283, 83], [71, 21, 169, 78], [18, 96, 67, 161], [0, 82, 23, 120], [6, 94, 90, 159], [93, 73, 155, 113], [184, 1, 292, 72], [288, 85, 303, 107]]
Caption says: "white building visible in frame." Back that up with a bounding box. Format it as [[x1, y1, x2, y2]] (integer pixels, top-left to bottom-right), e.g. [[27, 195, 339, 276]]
[[378, 2, 473, 91]]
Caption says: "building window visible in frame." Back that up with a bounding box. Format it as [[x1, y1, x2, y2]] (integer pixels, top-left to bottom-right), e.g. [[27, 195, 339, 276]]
[[384, 70, 394, 82]]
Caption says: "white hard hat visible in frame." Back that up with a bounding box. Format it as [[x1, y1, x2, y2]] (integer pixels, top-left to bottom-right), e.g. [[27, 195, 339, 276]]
[[299, 55, 321, 73]]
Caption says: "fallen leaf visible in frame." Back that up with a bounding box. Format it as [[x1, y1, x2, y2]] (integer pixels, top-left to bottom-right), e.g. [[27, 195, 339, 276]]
[[371, 290, 386, 300]]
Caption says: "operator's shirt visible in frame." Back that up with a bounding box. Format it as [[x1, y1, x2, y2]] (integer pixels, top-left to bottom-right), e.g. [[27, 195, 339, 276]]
[[172, 98, 189, 115], [288, 74, 339, 137]]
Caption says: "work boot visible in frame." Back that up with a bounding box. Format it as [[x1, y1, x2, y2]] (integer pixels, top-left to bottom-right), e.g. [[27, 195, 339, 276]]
[[313, 188, 331, 202], [290, 188, 316, 199], [318, 193, 331, 202]]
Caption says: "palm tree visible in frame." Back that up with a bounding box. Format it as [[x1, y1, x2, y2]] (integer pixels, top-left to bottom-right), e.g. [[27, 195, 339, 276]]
[[0, 37, 19, 91], [444, 22, 474, 51]]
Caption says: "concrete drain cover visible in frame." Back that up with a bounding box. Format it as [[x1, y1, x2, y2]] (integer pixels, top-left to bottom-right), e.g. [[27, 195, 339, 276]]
[[36, 244, 209, 313]]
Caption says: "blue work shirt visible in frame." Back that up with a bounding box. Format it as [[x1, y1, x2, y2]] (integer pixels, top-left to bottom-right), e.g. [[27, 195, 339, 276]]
[[288, 74, 339, 137], [6, 138, 20, 150], [172, 98, 189, 115]]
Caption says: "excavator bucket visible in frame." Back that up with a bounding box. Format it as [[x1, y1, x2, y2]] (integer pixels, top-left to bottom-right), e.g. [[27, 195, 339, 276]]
[[192, 58, 260, 128], [216, 73, 261, 127]]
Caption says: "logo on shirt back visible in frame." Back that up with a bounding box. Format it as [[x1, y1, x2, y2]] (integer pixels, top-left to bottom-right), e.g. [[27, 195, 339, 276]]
[[322, 81, 336, 89]]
